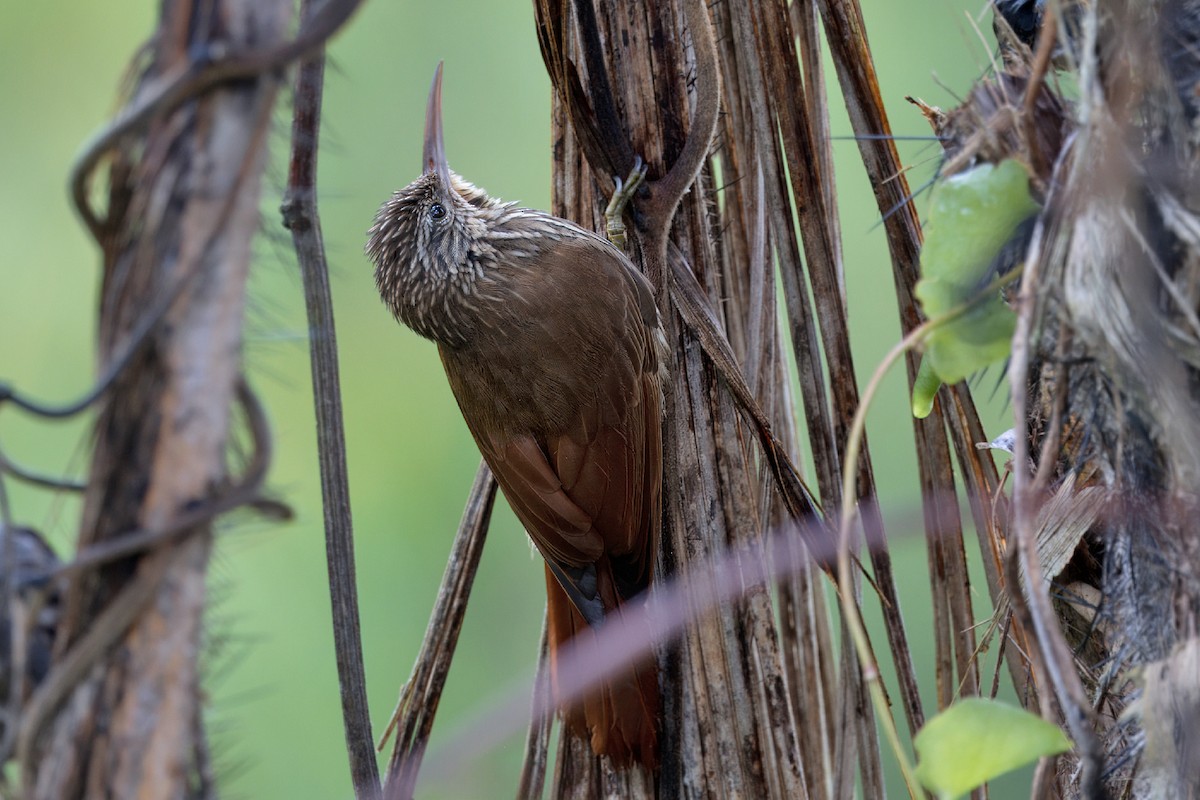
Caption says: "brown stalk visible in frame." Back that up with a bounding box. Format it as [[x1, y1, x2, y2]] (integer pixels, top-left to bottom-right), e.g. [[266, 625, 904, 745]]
[[1, 0, 363, 425], [817, 0, 1015, 731], [1006, 113, 1108, 800], [6, 0, 363, 796], [708, 11, 845, 789], [382, 463, 497, 800], [70, 0, 365, 240], [19, 2, 319, 795], [516, 618, 554, 800], [418, 516, 837, 783], [15, 381, 272, 784], [534, 1, 813, 795], [281, 0, 379, 795], [529, 0, 929, 795]]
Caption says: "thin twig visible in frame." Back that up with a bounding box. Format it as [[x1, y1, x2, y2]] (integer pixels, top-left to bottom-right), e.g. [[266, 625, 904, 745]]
[[836, 267, 1026, 798], [71, 0, 365, 238], [667, 249, 825, 530], [0, 445, 85, 493], [1023, 8, 1058, 183], [517, 614, 554, 800], [1007, 175, 1108, 798], [281, 4, 379, 796], [382, 463, 497, 800], [640, 0, 724, 292], [16, 377, 272, 789], [17, 535, 174, 788], [30, 380, 277, 586]]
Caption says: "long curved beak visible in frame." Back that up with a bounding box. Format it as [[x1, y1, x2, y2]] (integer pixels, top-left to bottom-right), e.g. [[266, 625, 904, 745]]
[[423, 62, 453, 188]]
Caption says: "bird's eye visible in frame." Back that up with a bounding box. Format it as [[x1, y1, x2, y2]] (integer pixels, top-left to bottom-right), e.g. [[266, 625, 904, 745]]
[[429, 203, 446, 221]]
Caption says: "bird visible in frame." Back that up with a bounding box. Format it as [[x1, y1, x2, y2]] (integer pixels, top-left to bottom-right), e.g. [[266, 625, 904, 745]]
[[365, 64, 664, 767]]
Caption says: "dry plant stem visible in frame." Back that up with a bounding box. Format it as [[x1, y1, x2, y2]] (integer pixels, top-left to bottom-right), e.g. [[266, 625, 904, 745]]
[[0, 446, 85, 492], [818, 0, 997, 721], [382, 463, 497, 800], [668, 256, 822, 525], [793, 0, 844, 294], [281, 13, 380, 797], [638, 0, 723, 290], [42, 381, 273, 586], [1007, 204, 1107, 800], [658, 0, 824, 534], [758, 0, 928, 757], [837, 270, 1027, 799], [15, 379, 273, 777], [70, 0, 364, 240], [709, 7, 844, 788], [27, 4, 291, 790], [837, 327, 929, 800], [517, 617, 554, 800], [1022, 9, 1058, 183], [17, 538, 173, 784], [9, 1, 357, 795]]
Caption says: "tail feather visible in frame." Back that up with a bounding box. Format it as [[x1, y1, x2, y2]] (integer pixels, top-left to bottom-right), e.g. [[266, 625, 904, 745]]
[[545, 565, 659, 767]]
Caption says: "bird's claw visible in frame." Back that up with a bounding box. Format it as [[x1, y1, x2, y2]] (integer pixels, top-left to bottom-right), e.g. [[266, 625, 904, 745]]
[[605, 156, 648, 249]]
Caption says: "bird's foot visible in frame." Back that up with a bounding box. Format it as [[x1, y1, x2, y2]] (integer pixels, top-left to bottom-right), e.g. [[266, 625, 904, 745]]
[[605, 156, 647, 249]]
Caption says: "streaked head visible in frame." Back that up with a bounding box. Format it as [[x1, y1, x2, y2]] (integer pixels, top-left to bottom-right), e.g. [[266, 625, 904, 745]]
[[366, 63, 492, 338]]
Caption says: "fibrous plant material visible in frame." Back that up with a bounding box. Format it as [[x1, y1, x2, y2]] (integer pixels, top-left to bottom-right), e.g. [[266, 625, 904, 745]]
[[3, 1, 358, 797], [527, 0, 949, 797], [926, 1, 1200, 795], [391, 0, 1086, 796]]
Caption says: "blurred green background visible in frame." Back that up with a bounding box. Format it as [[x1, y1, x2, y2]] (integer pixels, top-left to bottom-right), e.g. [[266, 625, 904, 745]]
[[0, 1, 1020, 797]]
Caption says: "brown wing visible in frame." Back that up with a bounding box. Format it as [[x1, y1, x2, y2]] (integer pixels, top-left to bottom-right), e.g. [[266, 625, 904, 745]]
[[440, 232, 663, 764], [439, 232, 662, 620]]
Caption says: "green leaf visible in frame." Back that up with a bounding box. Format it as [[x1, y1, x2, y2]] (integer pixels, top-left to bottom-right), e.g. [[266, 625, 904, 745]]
[[911, 355, 942, 419], [914, 698, 1073, 799], [916, 159, 1038, 385]]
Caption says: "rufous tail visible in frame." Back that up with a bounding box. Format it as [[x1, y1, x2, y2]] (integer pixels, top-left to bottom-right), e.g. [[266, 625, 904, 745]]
[[544, 565, 659, 767]]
